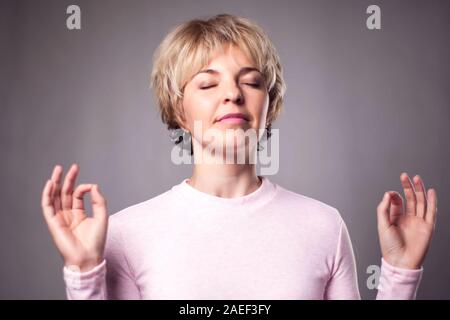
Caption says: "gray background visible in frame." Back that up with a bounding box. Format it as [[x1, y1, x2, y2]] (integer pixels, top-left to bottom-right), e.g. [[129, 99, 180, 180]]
[[1, 0, 449, 299]]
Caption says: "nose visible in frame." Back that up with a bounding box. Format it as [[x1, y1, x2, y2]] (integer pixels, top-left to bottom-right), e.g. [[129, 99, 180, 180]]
[[223, 81, 244, 105]]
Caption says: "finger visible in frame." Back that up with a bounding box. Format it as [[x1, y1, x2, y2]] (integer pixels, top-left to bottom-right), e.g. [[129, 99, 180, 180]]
[[61, 163, 79, 210], [91, 185, 108, 220], [50, 165, 63, 212], [72, 184, 95, 211], [400, 172, 416, 216], [377, 192, 392, 230], [41, 179, 56, 221], [387, 191, 404, 223], [413, 175, 427, 219], [425, 188, 438, 225]]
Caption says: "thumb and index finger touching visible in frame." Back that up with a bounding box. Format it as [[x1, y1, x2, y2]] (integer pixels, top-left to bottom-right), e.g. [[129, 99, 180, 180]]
[[41, 164, 108, 226]]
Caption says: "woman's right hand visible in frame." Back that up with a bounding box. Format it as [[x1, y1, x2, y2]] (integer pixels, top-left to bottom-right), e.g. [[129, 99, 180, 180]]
[[41, 164, 108, 272]]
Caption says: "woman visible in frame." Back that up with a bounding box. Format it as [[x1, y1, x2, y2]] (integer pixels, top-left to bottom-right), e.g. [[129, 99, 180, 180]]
[[40, 14, 437, 299]]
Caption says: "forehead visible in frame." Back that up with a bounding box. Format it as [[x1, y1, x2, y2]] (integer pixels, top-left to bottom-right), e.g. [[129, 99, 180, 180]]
[[197, 44, 258, 74], [195, 67, 262, 78]]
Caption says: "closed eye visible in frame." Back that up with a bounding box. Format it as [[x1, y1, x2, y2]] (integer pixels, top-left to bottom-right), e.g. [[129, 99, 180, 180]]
[[200, 85, 216, 90], [200, 83, 260, 90]]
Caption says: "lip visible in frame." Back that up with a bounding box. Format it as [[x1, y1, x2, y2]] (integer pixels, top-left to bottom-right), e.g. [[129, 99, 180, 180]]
[[216, 113, 250, 123]]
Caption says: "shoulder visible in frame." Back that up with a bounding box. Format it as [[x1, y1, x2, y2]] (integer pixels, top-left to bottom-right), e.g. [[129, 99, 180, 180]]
[[273, 184, 344, 231], [108, 188, 174, 230], [271, 184, 349, 258]]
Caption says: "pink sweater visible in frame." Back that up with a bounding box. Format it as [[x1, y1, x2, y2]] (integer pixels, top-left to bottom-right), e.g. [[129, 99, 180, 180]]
[[63, 176, 423, 299]]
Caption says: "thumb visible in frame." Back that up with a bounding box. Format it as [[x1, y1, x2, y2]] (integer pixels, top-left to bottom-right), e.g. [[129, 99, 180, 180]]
[[91, 184, 108, 220], [377, 192, 392, 231]]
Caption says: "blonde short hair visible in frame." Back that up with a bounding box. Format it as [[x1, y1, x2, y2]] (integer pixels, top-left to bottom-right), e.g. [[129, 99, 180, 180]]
[[150, 13, 286, 132]]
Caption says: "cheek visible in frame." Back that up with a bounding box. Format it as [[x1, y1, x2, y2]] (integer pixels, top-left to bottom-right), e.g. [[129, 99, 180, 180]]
[[250, 93, 270, 127], [196, 99, 217, 126], [183, 95, 217, 130]]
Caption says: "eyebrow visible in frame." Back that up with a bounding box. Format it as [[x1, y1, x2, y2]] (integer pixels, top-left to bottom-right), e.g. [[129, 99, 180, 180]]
[[195, 67, 262, 77]]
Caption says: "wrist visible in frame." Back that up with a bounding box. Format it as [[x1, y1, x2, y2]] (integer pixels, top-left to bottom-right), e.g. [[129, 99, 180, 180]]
[[65, 257, 104, 273], [382, 256, 422, 270]]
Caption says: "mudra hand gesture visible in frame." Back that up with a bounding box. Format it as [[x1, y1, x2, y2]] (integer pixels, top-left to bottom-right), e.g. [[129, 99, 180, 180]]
[[40, 164, 108, 272], [377, 173, 438, 270]]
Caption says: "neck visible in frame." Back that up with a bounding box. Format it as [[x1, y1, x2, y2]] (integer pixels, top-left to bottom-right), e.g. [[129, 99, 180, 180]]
[[188, 163, 261, 198]]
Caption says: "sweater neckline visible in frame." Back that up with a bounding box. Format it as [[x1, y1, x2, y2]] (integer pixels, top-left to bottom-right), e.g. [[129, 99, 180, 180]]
[[172, 175, 278, 210]]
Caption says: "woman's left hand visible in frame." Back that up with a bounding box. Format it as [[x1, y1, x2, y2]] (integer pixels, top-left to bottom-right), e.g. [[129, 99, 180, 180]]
[[376, 173, 438, 270]]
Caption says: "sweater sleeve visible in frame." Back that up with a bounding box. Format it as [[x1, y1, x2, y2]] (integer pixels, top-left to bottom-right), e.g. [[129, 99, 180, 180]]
[[324, 218, 361, 299], [324, 217, 423, 300], [63, 216, 141, 299], [375, 257, 423, 299]]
